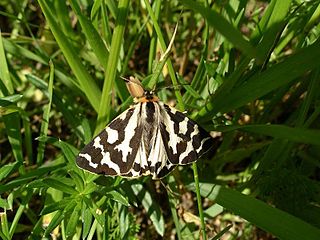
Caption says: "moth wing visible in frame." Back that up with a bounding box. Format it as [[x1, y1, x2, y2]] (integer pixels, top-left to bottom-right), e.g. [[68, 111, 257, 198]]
[[76, 104, 143, 176], [159, 103, 213, 165]]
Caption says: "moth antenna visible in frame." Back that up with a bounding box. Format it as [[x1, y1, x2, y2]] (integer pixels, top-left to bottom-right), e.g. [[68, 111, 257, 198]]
[[120, 76, 130, 82]]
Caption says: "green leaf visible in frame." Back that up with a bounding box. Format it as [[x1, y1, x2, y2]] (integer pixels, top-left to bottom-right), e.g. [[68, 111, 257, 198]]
[[40, 199, 72, 215], [43, 210, 64, 237], [66, 203, 81, 238], [44, 178, 78, 195], [37, 0, 101, 112], [0, 198, 9, 209], [95, 0, 130, 134], [131, 183, 164, 236], [0, 95, 23, 106], [107, 190, 129, 207], [2, 112, 24, 165], [69, 0, 109, 68], [81, 206, 93, 239], [0, 30, 14, 95], [190, 183, 320, 240], [36, 61, 54, 164], [217, 125, 320, 146], [0, 162, 20, 182], [82, 197, 105, 228], [180, 0, 256, 58], [198, 39, 320, 119]]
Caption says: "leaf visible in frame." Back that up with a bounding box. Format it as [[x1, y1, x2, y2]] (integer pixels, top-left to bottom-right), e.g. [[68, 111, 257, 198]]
[[69, 0, 109, 68], [43, 210, 64, 237], [0, 30, 14, 95], [217, 124, 320, 146], [65, 203, 81, 238], [0, 95, 23, 106], [37, 0, 101, 112], [2, 112, 24, 164], [107, 190, 129, 207], [36, 61, 54, 164], [82, 197, 105, 228], [198, 39, 320, 120], [81, 206, 93, 239], [189, 183, 320, 240], [131, 183, 165, 236], [44, 178, 78, 195], [0, 162, 20, 182], [180, 0, 255, 58], [40, 199, 72, 215]]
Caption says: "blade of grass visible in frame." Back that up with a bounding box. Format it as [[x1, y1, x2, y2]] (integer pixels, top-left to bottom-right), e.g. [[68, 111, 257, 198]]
[[190, 183, 320, 240], [167, 175, 182, 240], [180, 0, 256, 59], [144, 2, 208, 237], [198, 39, 320, 121], [191, 160, 206, 240], [37, 0, 101, 112], [95, 0, 130, 134], [131, 183, 165, 236], [296, 69, 320, 127], [36, 60, 54, 165], [68, 0, 109, 68], [9, 191, 33, 239], [65, 203, 80, 238], [2, 112, 24, 172], [0, 30, 14, 95], [143, 0, 183, 110], [147, 0, 161, 74], [217, 124, 320, 146], [146, 21, 178, 90], [0, 212, 9, 240]]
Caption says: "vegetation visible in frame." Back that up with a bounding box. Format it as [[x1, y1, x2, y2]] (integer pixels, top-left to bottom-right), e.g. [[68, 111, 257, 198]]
[[0, 0, 320, 239]]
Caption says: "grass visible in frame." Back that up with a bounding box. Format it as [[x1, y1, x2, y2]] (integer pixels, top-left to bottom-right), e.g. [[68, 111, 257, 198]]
[[1, 0, 320, 239]]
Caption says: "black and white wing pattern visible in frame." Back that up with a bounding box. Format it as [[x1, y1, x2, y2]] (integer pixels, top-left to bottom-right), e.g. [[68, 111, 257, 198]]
[[76, 105, 143, 176], [76, 77, 214, 179]]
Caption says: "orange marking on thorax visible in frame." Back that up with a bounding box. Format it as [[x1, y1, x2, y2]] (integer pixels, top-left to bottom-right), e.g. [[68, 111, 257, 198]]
[[135, 95, 159, 103]]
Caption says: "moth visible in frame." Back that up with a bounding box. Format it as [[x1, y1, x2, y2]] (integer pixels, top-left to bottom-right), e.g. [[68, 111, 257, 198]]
[[76, 77, 214, 179]]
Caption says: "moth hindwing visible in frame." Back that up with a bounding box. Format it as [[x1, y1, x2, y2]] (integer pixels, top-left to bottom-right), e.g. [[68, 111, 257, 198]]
[[76, 77, 213, 179]]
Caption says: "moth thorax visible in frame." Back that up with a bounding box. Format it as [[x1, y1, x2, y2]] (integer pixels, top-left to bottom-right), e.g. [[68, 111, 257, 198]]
[[144, 91, 155, 100], [126, 76, 145, 98]]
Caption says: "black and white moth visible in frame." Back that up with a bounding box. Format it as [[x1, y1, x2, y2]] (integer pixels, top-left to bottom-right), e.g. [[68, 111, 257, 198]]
[[76, 77, 214, 179]]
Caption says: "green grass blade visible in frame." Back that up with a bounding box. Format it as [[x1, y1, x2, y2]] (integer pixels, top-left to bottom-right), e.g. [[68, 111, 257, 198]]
[[143, 0, 183, 110], [0, 212, 9, 240], [191, 183, 320, 240], [37, 0, 101, 112], [180, 0, 256, 59], [0, 30, 13, 95], [36, 61, 54, 165], [198, 39, 320, 120], [43, 210, 64, 237], [95, 0, 130, 134], [9, 191, 33, 239], [218, 124, 320, 146], [69, 0, 109, 68], [2, 112, 24, 168], [131, 183, 165, 236], [167, 176, 182, 240], [81, 206, 93, 239], [0, 162, 19, 182]]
